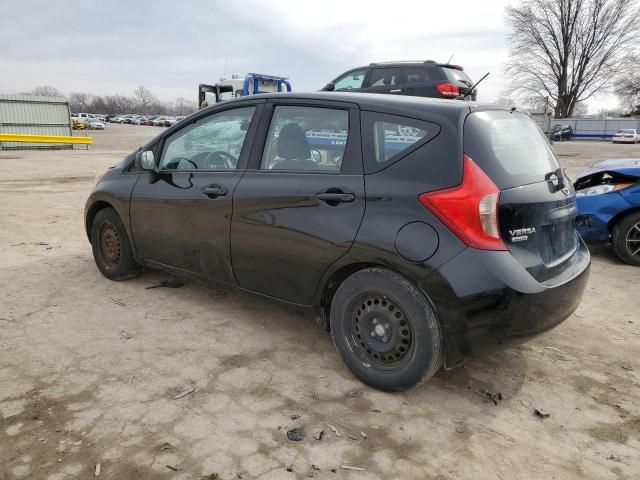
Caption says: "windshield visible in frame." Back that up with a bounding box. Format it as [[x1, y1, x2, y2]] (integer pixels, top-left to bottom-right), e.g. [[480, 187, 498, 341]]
[[617, 129, 635, 134], [464, 110, 561, 190]]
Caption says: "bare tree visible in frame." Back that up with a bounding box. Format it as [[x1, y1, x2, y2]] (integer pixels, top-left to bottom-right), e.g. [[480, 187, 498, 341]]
[[505, 0, 640, 118], [596, 107, 624, 117], [103, 95, 136, 115], [173, 97, 197, 116], [573, 101, 589, 116], [69, 92, 94, 112], [134, 85, 156, 114], [25, 85, 63, 97], [614, 55, 640, 114]]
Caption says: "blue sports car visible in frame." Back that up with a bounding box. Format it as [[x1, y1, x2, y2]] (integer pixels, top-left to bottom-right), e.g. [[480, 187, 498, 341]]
[[574, 158, 640, 266]]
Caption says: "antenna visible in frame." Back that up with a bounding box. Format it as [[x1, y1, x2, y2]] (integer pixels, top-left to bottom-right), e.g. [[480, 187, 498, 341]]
[[223, 57, 228, 78], [446, 54, 454, 64]]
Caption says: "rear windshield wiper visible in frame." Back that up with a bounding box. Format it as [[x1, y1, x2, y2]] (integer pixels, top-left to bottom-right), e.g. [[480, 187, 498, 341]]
[[463, 72, 489, 99], [545, 168, 566, 191]]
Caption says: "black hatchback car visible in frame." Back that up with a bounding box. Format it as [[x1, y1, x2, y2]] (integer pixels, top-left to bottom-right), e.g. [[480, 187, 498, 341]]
[[322, 60, 477, 100], [86, 93, 590, 391]]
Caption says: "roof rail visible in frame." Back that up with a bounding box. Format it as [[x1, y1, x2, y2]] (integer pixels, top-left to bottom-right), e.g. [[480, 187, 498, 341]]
[[247, 73, 290, 80], [369, 60, 437, 65]]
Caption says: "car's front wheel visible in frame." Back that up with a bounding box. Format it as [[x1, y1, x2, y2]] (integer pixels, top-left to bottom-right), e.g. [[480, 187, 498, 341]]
[[90, 207, 142, 280], [330, 268, 442, 391], [612, 211, 640, 266]]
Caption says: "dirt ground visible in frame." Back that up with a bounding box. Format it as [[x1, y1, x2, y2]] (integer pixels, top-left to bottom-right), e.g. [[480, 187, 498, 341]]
[[1, 125, 639, 480]]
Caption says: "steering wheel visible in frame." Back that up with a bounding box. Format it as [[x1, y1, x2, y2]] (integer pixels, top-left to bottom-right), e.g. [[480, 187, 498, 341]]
[[203, 150, 236, 170]]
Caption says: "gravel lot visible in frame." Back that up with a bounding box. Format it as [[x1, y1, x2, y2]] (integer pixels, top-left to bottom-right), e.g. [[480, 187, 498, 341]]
[[1, 125, 639, 480]]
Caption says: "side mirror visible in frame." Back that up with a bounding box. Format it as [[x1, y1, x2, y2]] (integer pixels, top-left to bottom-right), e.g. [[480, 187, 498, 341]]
[[137, 150, 156, 171], [321, 82, 335, 92]]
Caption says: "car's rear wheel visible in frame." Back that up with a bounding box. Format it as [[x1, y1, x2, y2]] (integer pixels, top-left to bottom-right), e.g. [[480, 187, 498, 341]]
[[91, 207, 142, 280], [329, 268, 442, 391], [612, 211, 640, 266]]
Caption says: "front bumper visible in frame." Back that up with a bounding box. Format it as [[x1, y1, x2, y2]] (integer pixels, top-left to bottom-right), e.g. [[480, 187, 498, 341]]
[[576, 192, 634, 244], [420, 237, 590, 368]]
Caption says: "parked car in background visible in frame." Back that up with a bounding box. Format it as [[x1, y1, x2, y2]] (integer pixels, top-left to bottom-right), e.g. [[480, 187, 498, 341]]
[[152, 116, 168, 126], [72, 119, 86, 130], [322, 60, 477, 100], [575, 158, 640, 266], [88, 118, 105, 130], [612, 129, 640, 144], [85, 92, 589, 391], [550, 124, 573, 141]]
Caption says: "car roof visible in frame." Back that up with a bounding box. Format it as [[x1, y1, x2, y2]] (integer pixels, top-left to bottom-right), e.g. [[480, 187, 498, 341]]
[[207, 92, 506, 120]]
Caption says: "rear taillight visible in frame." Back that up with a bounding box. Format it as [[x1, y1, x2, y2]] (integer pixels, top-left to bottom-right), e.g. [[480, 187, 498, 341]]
[[419, 155, 506, 251], [437, 83, 460, 98]]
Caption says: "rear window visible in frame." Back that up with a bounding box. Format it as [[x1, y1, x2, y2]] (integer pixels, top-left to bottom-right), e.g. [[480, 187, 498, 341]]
[[404, 66, 436, 83], [464, 110, 560, 190], [361, 111, 440, 173], [442, 67, 473, 85]]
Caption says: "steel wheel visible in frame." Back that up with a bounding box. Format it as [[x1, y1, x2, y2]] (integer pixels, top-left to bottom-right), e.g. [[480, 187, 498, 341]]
[[625, 221, 640, 261], [99, 222, 122, 269], [348, 293, 415, 370]]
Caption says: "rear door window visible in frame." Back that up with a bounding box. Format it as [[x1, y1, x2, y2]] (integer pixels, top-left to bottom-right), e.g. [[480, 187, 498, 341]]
[[361, 112, 440, 173], [260, 106, 348, 173], [366, 68, 402, 87], [464, 110, 560, 189]]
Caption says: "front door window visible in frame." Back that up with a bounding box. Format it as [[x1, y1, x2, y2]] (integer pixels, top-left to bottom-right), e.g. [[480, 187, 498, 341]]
[[160, 107, 255, 171]]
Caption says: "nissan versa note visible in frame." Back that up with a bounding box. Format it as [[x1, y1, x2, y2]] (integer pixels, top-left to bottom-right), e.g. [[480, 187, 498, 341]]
[[85, 93, 590, 391]]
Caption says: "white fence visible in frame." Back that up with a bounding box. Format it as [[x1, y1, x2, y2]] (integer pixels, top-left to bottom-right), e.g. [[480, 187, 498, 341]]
[[549, 118, 640, 140]]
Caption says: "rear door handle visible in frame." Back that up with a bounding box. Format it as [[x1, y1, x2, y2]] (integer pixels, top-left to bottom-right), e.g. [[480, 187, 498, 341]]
[[316, 192, 355, 203], [202, 184, 227, 197]]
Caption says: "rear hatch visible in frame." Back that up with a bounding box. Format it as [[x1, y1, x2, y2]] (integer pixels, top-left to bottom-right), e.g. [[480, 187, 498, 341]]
[[441, 66, 476, 100], [464, 110, 578, 282]]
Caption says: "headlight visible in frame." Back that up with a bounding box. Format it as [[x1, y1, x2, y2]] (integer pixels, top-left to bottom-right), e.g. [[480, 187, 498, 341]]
[[576, 183, 632, 197]]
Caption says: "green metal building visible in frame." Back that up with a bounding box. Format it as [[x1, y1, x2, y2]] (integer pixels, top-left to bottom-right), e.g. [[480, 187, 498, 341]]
[[0, 94, 72, 149]]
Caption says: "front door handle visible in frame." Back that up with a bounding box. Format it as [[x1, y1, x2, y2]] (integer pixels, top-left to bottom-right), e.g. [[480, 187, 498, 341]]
[[202, 184, 227, 197], [316, 191, 355, 204]]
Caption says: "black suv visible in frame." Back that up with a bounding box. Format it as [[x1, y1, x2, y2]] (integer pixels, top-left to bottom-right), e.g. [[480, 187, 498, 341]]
[[550, 124, 573, 141], [86, 93, 589, 391], [322, 61, 477, 100]]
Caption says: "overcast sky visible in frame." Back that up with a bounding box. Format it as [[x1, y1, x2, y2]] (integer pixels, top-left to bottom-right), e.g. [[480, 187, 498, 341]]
[[0, 0, 618, 112]]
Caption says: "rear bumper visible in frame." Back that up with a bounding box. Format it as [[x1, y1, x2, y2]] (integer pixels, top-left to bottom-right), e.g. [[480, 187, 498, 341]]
[[420, 237, 590, 368]]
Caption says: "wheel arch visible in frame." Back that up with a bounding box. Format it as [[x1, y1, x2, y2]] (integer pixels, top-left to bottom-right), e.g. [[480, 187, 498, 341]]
[[85, 200, 115, 240], [316, 261, 438, 333], [608, 206, 640, 233]]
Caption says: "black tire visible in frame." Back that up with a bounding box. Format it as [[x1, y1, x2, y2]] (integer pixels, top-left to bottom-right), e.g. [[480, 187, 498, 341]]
[[329, 268, 442, 391], [612, 211, 640, 266], [90, 207, 142, 280]]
